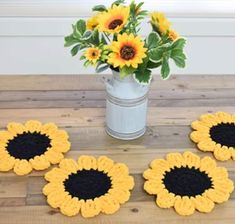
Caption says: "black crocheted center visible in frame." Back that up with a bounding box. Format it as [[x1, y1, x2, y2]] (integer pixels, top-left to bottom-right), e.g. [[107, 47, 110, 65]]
[[6, 132, 51, 160], [163, 166, 213, 197], [210, 123, 235, 147], [64, 169, 112, 200]]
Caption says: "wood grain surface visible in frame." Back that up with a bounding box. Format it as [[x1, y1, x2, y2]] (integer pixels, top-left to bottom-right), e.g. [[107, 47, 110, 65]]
[[0, 74, 234, 224]]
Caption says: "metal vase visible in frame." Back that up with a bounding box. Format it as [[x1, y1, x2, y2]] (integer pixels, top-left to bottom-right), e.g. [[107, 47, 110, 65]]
[[105, 70, 149, 140]]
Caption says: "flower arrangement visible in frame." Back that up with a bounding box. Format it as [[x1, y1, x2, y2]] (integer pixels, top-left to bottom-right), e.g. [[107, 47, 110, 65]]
[[64, 0, 186, 84]]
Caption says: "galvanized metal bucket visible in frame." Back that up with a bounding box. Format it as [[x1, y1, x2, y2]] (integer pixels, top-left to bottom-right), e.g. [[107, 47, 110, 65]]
[[105, 70, 149, 140]]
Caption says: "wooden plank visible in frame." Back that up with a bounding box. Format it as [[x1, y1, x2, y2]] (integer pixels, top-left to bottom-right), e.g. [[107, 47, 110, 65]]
[[0, 75, 235, 91], [0, 107, 234, 128], [0, 198, 25, 207]]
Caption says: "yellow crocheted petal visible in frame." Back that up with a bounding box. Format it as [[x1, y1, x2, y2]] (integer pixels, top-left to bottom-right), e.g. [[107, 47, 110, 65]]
[[44, 167, 70, 182], [174, 196, 195, 216], [108, 188, 131, 204], [215, 111, 232, 123], [144, 179, 165, 195], [44, 148, 64, 165], [197, 138, 216, 152], [80, 199, 101, 218], [49, 130, 69, 140], [112, 175, 134, 190], [231, 149, 235, 160], [29, 155, 50, 170], [214, 145, 232, 161], [191, 120, 210, 131], [143, 168, 164, 180], [108, 163, 129, 179], [99, 195, 120, 215], [199, 156, 217, 174], [50, 140, 71, 153], [150, 159, 170, 172], [156, 190, 176, 208], [192, 195, 214, 213], [204, 188, 230, 203], [213, 179, 234, 194], [0, 148, 10, 158], [40, 123, 58, 136], [60, 197, 81, 217], [0, 156, 16, 171], [13, 159, 33, 175], [7, 122, 25, 135], [183, 151, 200, 168], [77, 155, 97, 170], [47, 190, 70, 208], [166, 152, 184, 168], [59, 158, 79, 173], [43, 182, 65, 196], [0, 131, 14, 143], [199, 113, 220, 126], [190, 131, 209, 143], [209, 167, 228, 180], [25, 120, 42, 132], [97, 156, 114, 173]]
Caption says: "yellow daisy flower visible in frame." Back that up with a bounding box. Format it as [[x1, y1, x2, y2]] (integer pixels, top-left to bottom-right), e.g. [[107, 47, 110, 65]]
[[97, 5, 130, 34], [143, 151, 234, 216], [108, 33, 147, 68], [84, 47, 101, 64], [168, 29, 179, 41], [86, 14, 99, 30], [150, 12, 171, 34], [43, 155, 134, 218], [190, 112, 235, 161], [0, 120, 70, 175]]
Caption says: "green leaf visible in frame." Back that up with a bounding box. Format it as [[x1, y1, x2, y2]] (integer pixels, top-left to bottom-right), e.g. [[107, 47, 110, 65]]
[[64, 35, 79, 47], [80, 55, 86, 60], [80, 30, 92, 41], [71, 45, 80, 56], [171, 55, 186, 68], [120, 66, 136, 78], [112, 0, 125, 7], [134, 69, 152, 85], [149, 48, 164, 62], [147, 61, 161, 69], [171, 38, 186, 50], [75, 20, 86, 37], [147, 32, 160, 49], [92, 5, 107, 12], [96, 62, 109, 73], [161, 57, 170, 79]]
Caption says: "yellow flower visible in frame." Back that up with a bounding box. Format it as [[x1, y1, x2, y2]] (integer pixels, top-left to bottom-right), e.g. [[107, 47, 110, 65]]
[[43, 156, 134, 218], [108, 33, 147, 69], [97, 5, 130, 34], [150, 12, 171, 34], [84, 47, 101, 64], [86, 14, 99, 30], [0, 120, 71, 175], [191, 111, 235, 161], [143, 151, 234, 216], [168, 29, 179, 41]]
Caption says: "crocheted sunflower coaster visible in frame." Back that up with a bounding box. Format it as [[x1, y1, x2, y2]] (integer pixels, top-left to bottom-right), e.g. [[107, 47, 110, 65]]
[[43, 155, 134, 218], [143, 151, 234, 216], [0, 120, 70, 175], [190, 112, 235, 161]]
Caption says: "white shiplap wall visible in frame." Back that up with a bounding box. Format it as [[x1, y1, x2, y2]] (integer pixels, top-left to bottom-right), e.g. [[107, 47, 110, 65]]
[[0, 0, 235, 75]]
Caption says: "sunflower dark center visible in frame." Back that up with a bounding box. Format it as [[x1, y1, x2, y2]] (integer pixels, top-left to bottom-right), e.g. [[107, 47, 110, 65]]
[[163, 166, 213, 197], [120, 46, 135, 60], [108, 19, 123, 29], [210, 123, 235, 147], [6, 132, 51, 160], [63, 169, 112, 200], [92, 52, 97, 57]]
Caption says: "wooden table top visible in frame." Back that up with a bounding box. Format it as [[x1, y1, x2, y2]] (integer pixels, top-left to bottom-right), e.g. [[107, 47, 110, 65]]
[[0, 74, 235, 224]]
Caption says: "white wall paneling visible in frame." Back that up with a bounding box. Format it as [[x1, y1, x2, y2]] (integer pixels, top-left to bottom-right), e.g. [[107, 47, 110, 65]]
[[0, 0, 235, 75]]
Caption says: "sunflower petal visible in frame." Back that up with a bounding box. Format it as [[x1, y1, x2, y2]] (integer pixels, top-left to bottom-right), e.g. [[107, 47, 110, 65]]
[[29, 155, 50, 170], [174, 196, 195, 216], [25, 120, 42, 132], [77, 155, 97, 170], [192, 195, 214, 213], [0, 156, 15, 171], [156, 190, 176, 208], [13, 159, 32, 175], [60, 197, 81, 217], [99, 195, 120, 215], [97, 156, 114, 173], [183, 151, 200, 168], [59, 158, 79, 173], [80, 199, 101, 218]]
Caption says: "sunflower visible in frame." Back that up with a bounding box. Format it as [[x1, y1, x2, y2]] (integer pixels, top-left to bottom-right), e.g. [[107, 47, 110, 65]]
[[84, 47, 101, 64], [143, 151, 234, 216], [150, 12, 171, 35], [108, 33, 147, 68], [168, 29, 179, 41], [86, 14, 100, 30], [97, 5, 130, 34], [190, 112, 235, 161], [0, 120, 70, 175], [43, 155, 134, 218]]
